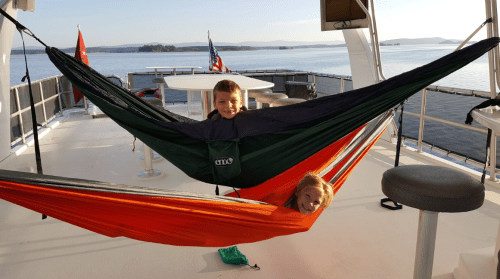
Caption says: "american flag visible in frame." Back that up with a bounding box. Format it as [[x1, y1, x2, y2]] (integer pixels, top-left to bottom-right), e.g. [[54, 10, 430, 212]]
[[209, 33, 231, 73]]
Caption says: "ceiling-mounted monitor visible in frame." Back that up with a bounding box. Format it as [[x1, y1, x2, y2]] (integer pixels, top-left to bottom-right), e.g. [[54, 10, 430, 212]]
[[320, 0, 369, 31]]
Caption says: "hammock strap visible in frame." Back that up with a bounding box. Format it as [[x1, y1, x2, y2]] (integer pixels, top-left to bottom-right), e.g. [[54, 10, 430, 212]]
[[17, 28, 47, 220], [232, 186, 241, 198], [394, 102, 405, 168], [381, 102, 404, 211], [482, 128, 493, 184], [0, 7, 47, 47]]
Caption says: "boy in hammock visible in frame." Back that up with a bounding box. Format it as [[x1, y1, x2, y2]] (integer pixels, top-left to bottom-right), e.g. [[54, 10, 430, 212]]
[[284, 173, 334, 214], [207, 79, 248, 120]]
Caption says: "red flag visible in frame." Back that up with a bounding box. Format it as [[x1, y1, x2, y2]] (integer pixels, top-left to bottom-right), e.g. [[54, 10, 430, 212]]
[[73, 28, 89, 103]]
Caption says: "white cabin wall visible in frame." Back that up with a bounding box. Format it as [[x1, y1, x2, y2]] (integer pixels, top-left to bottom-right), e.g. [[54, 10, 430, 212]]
[[0, 0, 17, 162], [342, 29, 377, 89]]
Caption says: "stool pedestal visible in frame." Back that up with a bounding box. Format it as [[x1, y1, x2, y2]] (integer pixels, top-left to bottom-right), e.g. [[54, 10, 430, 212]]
[[414, 210, 438, 279]]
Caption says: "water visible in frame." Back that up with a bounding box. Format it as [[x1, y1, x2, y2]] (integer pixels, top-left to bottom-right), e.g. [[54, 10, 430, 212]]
[[9, 44, 495, 165], [10, 44, 490, 90]]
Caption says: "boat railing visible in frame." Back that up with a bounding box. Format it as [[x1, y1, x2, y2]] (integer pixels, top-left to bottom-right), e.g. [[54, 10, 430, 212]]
[[398, 87, 494, 172], [10, 71, 495, 176], [9, 74, 73, 148]]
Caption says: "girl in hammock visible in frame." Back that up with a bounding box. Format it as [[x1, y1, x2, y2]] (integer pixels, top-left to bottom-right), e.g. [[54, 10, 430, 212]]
[[284, 173, 334, 214]]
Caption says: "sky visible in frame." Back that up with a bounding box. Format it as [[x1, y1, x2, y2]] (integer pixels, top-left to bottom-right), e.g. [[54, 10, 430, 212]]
[[10, 0, 489, 48]]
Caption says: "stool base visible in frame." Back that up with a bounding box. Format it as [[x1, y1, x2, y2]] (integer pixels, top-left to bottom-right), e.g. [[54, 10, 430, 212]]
[[414, 210, 439, 279]]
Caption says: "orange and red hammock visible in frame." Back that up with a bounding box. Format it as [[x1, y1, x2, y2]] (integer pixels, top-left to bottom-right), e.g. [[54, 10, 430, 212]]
[[0, 113, 390, 247]]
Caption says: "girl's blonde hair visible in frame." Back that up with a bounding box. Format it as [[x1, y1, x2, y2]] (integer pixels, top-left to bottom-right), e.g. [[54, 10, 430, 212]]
[[295, 173, 334, 208]]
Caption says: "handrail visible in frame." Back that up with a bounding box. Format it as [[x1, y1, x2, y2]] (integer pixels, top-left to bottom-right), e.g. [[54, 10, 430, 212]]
[[9, 74, 67, 147]]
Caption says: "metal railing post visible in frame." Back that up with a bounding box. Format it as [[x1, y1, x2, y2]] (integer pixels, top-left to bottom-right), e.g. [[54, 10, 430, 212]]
[[417, 89, 427, 153], [340, 78, 345, 93], [39, 82, 48, 127], [14, 88, 26, 144], [56, 77, 63, 116], [127, 73, 133, 90], [83, 97, 88, 115], [486, 0, 498, 180]]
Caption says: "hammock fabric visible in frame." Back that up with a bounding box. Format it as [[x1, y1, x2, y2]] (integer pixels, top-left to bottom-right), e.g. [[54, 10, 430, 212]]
[[0, 112, 389, 247], [45, 37, 500, 189]]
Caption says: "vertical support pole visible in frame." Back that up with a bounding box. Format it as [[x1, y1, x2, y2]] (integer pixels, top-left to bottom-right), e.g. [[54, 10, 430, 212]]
[[83, 96, 88, 115], [14, 88, 26, 144], [494, 222, 500, 267], [56, 77, 63, 116], [417, 89, 427, 153], [0, 2, 18, 162], [491, 0, 500, 88], [144, 145, 153, 172], [187, 91, 193, 117], [491, 133, 497, 180], [340, 78, 345, 93], [127, 73, 133, 90], [486, 0, 498, 181], [160, 83, 166, 109], [39, 82, 48, 127], [414, 210, 439, 279], [243, 89, 249, 109], [138, 144, 161, 178]]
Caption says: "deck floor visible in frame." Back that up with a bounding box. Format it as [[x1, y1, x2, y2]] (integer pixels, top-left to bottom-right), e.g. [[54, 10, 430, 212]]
[[0, 109, 499, 278]]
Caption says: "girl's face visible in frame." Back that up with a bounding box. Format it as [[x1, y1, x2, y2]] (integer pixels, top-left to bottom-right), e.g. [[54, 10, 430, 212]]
[[296, 187, 324, 214]]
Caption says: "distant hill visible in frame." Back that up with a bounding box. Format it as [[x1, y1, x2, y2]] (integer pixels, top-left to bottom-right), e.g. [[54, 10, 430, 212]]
[[380, 37, 474, 45], [11, 37, 471, 55], [439, 40, 461, 44], [12, 40, 346, 50]]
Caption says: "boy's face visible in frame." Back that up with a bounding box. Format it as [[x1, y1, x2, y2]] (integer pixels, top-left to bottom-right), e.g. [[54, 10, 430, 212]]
[[213, 90, 242, 119], [296, 187, 323, 214]]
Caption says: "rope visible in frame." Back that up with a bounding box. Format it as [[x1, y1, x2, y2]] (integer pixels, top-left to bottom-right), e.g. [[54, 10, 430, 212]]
[[17, 26, 47, 220]]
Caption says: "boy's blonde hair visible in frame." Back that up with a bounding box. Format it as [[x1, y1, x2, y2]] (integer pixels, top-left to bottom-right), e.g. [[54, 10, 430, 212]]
[[295, 173, 334, 208], [213, 79, 241, 101]]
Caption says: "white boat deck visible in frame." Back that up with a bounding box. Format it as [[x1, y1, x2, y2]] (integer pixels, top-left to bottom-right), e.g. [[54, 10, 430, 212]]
[[0, 109, 499, 278]]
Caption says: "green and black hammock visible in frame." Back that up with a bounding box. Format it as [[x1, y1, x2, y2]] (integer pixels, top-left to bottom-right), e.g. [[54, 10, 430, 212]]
[[46, 37, 500, 188], [0, 31, 497, 247]]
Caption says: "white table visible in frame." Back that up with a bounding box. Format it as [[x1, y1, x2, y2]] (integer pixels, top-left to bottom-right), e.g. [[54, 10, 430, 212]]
[[163, 74, 274, 119]]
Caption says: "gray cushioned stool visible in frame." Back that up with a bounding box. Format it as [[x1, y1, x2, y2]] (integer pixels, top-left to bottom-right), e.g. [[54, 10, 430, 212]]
[[381, 165, 484, 279], [248, 89, 272, 109], [272, 97, 306, 107], [256, 93, 288, 108]]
